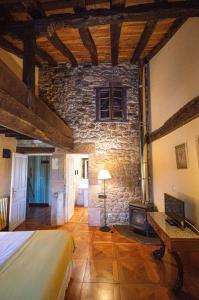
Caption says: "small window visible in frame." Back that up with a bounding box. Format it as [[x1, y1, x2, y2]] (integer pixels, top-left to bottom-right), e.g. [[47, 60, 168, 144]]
[[96, 86, 127, 122]]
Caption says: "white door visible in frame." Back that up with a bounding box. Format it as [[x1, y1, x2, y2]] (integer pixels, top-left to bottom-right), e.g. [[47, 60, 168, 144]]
[[65, 155, 76, 222], [10, 153, 28, 230]]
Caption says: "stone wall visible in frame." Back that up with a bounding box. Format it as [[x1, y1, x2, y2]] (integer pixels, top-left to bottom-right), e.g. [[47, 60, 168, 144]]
[[39, 63, 141, 225]]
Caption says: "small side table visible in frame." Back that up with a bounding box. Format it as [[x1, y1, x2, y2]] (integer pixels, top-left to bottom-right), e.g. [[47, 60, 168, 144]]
[[148, 212, 199, 294]]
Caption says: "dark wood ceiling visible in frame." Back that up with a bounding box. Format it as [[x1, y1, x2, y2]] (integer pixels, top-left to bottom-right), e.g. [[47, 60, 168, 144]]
[[0, 0, 196, 67]]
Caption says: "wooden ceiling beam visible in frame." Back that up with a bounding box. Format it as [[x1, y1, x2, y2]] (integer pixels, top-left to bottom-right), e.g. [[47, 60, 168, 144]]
[[148, 95, 199, 143], [21, 0, 76, 67], [0, 0, 110, 13], [21, 0, 57, 66], [5, 132, 34, 139], [0, 36, 23, 58], [74, 1, 98, 66], [23, 33, 36, 106], [145, 17, 187, 61], [47, 31, 78, 67], [16, 147, 55, 154], [0, 58, 73, 149], [1, 1, 198, 37], [131, 20, 157, 64], [110, 0, 126, 66], [0, 36, 42, 67], [130, 0, 161, 64], [35, 46, 57, 67]]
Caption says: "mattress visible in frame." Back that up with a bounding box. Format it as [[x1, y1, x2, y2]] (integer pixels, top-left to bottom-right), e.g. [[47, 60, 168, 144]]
[[0, 230, 75, 300]]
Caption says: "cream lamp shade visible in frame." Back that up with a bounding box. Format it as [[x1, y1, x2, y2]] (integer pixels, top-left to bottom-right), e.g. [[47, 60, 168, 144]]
[[98, 169, 111, 180]]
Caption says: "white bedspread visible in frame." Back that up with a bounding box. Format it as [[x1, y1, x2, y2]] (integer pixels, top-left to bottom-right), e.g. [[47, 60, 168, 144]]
[[0, 231, 33, 265]]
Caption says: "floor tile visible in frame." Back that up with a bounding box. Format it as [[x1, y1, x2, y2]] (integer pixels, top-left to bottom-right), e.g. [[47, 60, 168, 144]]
[[118, 258, 160, 284], [83, 259, 119, 283], [80, 283, 120, 300], [89, 242, 115, 260], [72, 260, 87, 282], [74, 224, 91, 232], [111, 231, 135, 244], [92, 231, 112, 243], [73, 243, 90, 259], [115, 243, 143, 259], [120, 285, 176, 300]]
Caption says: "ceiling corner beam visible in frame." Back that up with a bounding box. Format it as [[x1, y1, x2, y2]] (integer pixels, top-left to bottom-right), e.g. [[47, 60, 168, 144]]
[[35, 46, 57, 67], [131, 20, 157, 64], [74, 2, 98, 65], [47, 31, 78, 67], [145, 17, 187, 61], [22, 0, 76, 67], [110, 0, 126, 66]]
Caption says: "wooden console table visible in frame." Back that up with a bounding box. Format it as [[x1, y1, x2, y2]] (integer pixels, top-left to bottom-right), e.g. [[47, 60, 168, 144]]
[[148, 212, 199, 294]]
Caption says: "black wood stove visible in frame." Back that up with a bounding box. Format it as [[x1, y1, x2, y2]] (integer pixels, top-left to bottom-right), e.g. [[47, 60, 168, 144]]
[[129, 201, 155, 236]]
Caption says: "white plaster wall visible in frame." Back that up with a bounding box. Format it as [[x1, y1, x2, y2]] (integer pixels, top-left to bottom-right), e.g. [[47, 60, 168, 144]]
[[150, 18, 199, 130], [150, 18, 199, 227], [0, 135, 17, 196]]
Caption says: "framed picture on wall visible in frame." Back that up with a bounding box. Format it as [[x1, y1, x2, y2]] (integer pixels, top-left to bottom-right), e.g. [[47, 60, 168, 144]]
[[175, 143, 188, 169]]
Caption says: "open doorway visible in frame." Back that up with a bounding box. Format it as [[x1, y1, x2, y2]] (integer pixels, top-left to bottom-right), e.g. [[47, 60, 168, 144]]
[[65, 154, 89, 224], [26, 155, 52, 226]]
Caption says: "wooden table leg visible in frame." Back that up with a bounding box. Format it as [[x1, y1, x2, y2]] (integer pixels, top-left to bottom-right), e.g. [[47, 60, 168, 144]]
[[170, 251, 184, 294], [153, 239, 165, 259]]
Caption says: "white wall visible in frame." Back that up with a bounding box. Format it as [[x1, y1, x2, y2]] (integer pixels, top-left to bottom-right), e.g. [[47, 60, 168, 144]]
[[150, 18, 199, 227], [0, 135, 17, 196]]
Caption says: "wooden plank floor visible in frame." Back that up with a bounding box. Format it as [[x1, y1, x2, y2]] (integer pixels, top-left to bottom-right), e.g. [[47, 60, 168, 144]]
[[16, 207, 198, 300]]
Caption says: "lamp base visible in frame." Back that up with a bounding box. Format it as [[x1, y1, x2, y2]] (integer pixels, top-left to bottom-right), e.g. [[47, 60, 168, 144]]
[[100, 226, 111, 232]]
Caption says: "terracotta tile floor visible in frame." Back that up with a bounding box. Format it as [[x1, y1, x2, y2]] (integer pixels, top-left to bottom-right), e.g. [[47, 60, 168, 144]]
[[17, 206, 198, 300], [63, 208, 177, 300]]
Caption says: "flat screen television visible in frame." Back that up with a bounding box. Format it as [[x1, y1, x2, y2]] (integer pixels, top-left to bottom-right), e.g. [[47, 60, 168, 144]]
[[164, 193, 185, 228]]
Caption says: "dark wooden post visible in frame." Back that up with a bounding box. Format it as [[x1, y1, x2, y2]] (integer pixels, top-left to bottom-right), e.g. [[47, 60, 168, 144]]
[[138, 60, 146, 203], [144, 62, 154, 203], [23, 31, 36, 109]]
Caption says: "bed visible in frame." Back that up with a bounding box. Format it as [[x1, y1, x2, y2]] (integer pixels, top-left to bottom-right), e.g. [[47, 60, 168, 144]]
[[0, 196, 75, 300]]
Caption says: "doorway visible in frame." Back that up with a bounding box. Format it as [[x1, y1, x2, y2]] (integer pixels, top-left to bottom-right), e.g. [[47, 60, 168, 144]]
[[26, 155, 51, 226], [65, 154, 89, 223]]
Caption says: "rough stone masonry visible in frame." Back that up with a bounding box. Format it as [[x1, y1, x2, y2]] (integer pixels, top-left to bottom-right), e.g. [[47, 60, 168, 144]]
[[39, 62, 141, 225]]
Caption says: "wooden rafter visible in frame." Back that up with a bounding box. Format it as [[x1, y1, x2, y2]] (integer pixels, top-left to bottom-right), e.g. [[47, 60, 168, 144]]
[[0, 125, 34, 140], [35, 46, 57, 67], [110, 0, 126, 66], [131, 0, 162, 64], [146, 17, 187, 61], [131, 20, 157, 64], [0, 2, 55, 67], [0, 58, 73, 149], [21, 0, 77, 67], [0, 1, 110, 13], [16, 147, 55, 154], [23, 32, 36, 106], [2, 38, 44, 68], [74, 1, 98, 65], [1, 1, 198, 38], [0, 36, 23, 58], [47, 30, 78, 67]]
